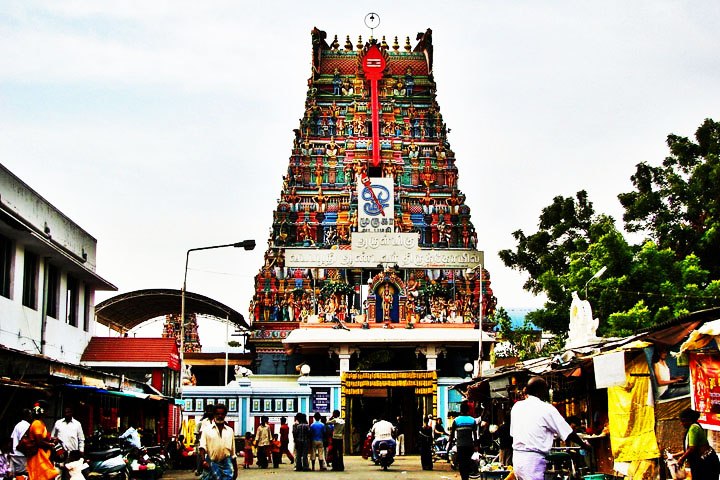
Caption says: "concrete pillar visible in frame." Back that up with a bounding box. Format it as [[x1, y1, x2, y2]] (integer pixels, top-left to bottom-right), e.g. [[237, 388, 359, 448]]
[[415, 345, 445, 371], [339, 353, 351, 373], [425, 353, 438, 371]]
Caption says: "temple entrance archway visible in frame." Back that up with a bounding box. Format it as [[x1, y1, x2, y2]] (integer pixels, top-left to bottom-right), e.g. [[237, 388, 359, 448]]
[[341, 371, 436, 455]]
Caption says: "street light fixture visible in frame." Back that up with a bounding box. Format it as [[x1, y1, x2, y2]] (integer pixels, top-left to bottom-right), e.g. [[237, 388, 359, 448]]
[[584, 265, 607, 299], [465, 263, 483, 378], [179, 239, 256, 392]]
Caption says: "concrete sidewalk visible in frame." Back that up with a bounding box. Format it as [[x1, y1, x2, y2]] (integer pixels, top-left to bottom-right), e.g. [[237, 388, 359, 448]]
[[162, 455, 457, 480]]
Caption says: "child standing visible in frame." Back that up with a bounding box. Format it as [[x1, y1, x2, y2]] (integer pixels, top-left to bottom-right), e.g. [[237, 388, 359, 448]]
[[270, 434, 281, 469], [242, 432, 254, 469]]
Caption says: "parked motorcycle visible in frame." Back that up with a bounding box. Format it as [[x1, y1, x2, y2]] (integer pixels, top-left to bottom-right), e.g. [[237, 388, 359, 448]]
[[126, 445, 165, 480], [84, 445, 128, 480], [448, 444, 458, 470], [448, 445, 486, 476], [373, 440, 396, 471], [432, 434, 450, 463]]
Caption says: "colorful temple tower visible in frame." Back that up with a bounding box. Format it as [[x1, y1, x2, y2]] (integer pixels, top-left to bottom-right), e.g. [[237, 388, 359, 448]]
[[244, 26, 497, 443]]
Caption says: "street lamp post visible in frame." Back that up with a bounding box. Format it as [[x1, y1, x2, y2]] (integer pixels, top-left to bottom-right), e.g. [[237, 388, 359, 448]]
[[584, 265, 607, 299], [465, 263, 483, 378], [179, 239, 256, 392]]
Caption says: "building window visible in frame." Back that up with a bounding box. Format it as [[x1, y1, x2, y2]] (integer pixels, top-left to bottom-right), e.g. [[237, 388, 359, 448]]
[[22, 250, 38, 309], [66, 276, 79, 327], [448, 388, 464, 415], [46, 264, 60, 318], [83, 285, 92, 332], [0, 233, 13, 299]]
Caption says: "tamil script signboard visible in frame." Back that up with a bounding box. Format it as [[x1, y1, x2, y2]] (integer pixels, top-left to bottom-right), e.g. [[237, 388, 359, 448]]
[[312, 387, 331, 413], [285, 232, 483, 269]]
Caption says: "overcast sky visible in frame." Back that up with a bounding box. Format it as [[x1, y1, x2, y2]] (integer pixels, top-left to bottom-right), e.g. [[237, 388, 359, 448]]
[[2, 1, 719, 334]]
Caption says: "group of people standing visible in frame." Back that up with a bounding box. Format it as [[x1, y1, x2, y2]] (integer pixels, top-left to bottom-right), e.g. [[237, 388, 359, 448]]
[[290, 410, 345, 472], [193, 405, 347, 477], [1, 404, 85, 480]]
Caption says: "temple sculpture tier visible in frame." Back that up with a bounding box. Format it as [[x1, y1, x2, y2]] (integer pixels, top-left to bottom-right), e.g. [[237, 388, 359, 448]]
[[249, 27, 497, 360]]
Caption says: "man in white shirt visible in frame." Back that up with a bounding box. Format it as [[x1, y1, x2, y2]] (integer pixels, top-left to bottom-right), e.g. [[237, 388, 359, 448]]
[[194, 404, 215, 475], [198, 404, 237, 480], [119, 422, 142, 449], [510, 377, 590, 480], [10, 409, 32, 476], [51, 408, 85, 453], [370, 417, 396, 461]]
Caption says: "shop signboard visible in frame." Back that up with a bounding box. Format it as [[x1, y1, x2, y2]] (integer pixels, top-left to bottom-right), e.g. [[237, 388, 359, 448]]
[[689, 352, 720, 430]]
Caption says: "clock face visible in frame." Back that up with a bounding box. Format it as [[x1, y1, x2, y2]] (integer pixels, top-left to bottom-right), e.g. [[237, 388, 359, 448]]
[[357, 177, 394, 233]]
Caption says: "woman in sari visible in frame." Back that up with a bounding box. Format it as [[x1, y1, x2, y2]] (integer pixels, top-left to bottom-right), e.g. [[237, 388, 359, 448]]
[[26, 403, 60, 480]]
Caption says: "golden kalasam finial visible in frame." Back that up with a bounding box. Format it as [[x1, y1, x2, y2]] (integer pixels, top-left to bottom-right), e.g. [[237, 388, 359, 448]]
[[392, 36, 400, 51], [356, 35, 364, 50], [345, 35, 353, 51], [381, 35, 388, 50], [404, 36, 412, 52]]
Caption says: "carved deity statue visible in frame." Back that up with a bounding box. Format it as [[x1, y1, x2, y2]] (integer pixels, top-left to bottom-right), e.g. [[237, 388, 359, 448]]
[[381, 284, 394, 322]]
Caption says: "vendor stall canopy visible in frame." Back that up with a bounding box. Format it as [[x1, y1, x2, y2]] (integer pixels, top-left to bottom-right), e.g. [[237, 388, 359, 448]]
[[455, 307, 720, 398], [95, 288, 251, 333]]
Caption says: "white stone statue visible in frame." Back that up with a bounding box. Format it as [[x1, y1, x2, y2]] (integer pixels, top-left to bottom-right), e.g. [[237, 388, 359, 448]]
[[181, 364, 194, 386], [234, 365, 253, 381], [566, 291, 599, 348]]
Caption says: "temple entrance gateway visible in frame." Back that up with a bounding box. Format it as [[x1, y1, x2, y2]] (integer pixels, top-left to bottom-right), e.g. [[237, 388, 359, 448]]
[[341, 371, 437, 454]]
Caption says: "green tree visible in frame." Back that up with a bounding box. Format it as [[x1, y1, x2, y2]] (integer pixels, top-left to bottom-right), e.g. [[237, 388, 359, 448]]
[[499, 192, 622, 333], [491, 307, 566, 361], [501, 205, 717, 336], [500, 119, 720, 337], [491, 307, 541, 361], [619, 118, 720, 278], [500, 191, 594, 297]]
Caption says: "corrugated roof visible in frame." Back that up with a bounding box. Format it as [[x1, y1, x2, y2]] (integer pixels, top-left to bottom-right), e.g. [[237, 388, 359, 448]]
[[81, 337, 179, 366], [95, 289, 250, 332]]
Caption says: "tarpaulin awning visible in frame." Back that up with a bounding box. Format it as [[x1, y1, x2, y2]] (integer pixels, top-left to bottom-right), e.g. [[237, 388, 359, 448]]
[[63, 384, 175, 402], [0, 376, 49, 391], [678, 319, 720, 353]]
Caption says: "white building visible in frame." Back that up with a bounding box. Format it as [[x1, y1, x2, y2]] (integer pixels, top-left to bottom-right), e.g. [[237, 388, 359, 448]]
[[0, 163, 116, 364]]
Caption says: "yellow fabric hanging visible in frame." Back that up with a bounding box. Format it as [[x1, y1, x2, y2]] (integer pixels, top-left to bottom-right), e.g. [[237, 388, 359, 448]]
[[181, 418, 196, 447], [607, 353, 660, 462]]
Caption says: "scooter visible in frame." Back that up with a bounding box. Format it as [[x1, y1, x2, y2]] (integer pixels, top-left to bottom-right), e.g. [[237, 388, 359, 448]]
[[432, 434, 450, 462], [126, 445, 165, 479], [373, 440, 396, 471], [84, 445, 128, 480], [448, 445, 484, 476]]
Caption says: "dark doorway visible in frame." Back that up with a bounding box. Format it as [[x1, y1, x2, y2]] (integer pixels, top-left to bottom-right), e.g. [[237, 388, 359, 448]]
[[345, 388, 432, 455]]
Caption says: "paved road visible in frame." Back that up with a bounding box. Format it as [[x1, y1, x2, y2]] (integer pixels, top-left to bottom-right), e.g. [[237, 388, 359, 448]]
[[162, 455, 458, 480]]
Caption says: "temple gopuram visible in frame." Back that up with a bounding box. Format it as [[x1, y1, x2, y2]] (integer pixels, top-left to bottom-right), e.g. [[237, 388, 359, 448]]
[[182, 25, 498, 449]]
